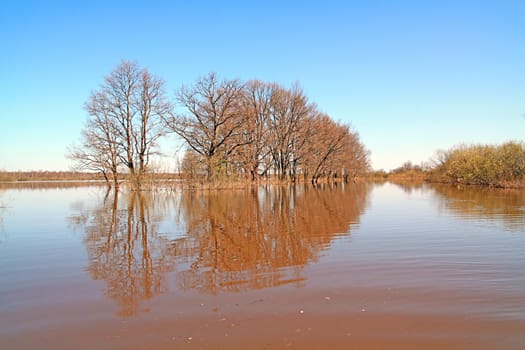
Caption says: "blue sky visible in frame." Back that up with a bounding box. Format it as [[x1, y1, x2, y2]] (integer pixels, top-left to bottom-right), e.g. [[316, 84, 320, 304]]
[[1, 0, 524, 171]]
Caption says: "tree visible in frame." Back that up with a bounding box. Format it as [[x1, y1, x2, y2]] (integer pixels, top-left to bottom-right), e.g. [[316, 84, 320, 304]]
[[338, 129, 370, 181], [102, 61, 170, 188], [231, 80, 274, 180], [134, 69, 171, 182], [67, 91, 120, 188], [69, 61, 171, 190], [180, 149, 206, 181], [266, 83, 311, 181], [164, 72, 245, 180], [302, 115, 350, 183]]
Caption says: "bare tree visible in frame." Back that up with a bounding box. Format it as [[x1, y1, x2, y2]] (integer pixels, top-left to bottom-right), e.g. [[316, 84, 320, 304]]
[[70, 61, 171, 190], [231, 80, 274, 180], [339, 130, 370, 181], [104, 61, 170, 188], [133, 69, 171, 184], [164, 72, 245, 180], [266, 83, 311, 180], [303, 115, 350, 183], [180, 149, 206, 181], [67, 92, 120, 188]]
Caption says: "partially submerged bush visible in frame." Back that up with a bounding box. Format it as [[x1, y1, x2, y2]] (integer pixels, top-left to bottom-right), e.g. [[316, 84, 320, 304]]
[[437, 142, 525, 186]]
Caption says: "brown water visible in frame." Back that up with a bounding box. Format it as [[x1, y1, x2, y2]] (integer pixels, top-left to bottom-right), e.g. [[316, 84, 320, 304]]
[[1, 182, 524, 349]]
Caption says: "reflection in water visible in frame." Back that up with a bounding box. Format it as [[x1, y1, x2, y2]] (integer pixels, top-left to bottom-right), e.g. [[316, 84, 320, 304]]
[[386, 181, 525, 232], [172, 183, 369, 293], [70, 183, 370, 316], [432, 184, 525, 232], [70, 190, 179, 316], [387, 180, 426, 194]]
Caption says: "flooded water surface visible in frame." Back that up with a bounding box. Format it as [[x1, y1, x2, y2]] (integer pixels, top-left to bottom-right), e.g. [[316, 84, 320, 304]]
[[1, 182, 524, 349]]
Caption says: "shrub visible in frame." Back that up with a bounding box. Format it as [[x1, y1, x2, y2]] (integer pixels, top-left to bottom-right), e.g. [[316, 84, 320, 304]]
[[439, 142, 525, 186]]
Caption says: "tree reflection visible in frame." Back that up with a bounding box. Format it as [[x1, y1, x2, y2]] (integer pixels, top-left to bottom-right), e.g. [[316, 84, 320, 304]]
[[171, 182, 370, 293], [70, 190, 178, 317], [432, 184, 525, 232], [387, 180, 426, 194], [70, 183, 370, 316]]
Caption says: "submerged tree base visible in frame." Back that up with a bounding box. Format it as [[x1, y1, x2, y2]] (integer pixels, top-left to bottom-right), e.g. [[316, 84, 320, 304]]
[[176, 175, 361, 191]]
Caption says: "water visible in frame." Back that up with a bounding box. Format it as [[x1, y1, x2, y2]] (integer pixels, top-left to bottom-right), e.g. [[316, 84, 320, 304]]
[[1, 182, 524, 349]]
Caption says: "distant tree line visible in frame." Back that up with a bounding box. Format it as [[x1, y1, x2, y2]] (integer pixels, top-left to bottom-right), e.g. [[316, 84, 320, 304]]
[[390, 161, 425, 174], [0, 171, 104, 182], [68, 61, 370, 189]]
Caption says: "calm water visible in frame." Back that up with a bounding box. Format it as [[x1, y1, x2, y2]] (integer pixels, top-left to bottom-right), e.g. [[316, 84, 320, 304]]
[[0, 182, 524, 349]]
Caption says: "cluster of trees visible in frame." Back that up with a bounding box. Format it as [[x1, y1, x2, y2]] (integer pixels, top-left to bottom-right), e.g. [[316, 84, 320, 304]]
[[434, 142, 525, 187], [69, 61, 369, 189], [168, 75, 369, 183]]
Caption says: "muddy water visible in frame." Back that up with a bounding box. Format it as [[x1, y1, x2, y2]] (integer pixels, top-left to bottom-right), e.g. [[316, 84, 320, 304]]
[[0, 182, 524, 349]]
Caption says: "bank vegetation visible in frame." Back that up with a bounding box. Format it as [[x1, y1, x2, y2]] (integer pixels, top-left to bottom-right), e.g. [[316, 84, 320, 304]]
[[433, 141, 525, 187], [376, 141, 525, 188]]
